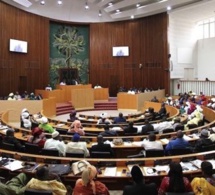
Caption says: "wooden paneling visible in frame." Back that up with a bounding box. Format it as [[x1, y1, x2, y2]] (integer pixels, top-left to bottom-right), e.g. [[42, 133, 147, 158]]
[[90, 13, 169, 96], [0, 2, 49, 97], [0, 2, 169, 98]]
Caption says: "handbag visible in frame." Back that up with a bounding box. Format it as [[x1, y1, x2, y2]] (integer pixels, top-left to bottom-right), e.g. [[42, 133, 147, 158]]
[[48, 164, 71, 176], [71, 160, 90, 175], [113, 138, 123, 145]]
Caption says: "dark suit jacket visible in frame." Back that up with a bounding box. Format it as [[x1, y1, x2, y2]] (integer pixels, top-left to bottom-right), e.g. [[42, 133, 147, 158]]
[[123, 126, 138, 134], [99, 130, 118, 137], [123, 182, 157, 195], [90, 143, 114, 157], [141, 124, 154, 135]]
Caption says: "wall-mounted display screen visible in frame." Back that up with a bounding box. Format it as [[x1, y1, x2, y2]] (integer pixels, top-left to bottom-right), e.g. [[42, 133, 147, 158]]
[[9, 39, 28, 53], [112, 46, 129, 56]]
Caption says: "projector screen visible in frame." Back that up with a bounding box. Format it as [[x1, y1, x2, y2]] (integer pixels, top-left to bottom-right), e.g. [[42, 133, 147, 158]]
[[9, 39, 28, 53], [112, 46, 129, 56]]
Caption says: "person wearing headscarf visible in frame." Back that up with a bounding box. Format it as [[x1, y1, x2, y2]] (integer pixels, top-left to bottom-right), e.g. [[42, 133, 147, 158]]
[[158, 162, 193, 195], [97, 113, 112, 125], [38, 117, 55, 133], [123, 165, 157, 195], [73, 165, 109, 195], [27, 127, 46, 148], [7, 92, 16, 100], [68, 120, 85, 135]]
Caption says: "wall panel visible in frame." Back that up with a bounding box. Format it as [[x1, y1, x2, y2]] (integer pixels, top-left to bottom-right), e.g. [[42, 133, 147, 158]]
[[0, 2, 49, 97], [90, 13, 169, 96]]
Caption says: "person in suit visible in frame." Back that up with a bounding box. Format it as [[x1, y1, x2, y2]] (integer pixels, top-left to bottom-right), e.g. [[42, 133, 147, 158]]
[[141, 120, 154, 135], [123, 165, 157, 195], [90, 135, 114, 157], [113, 112, 126, 124], [123, 121, 137, 134], [99, 124, 118, 136]]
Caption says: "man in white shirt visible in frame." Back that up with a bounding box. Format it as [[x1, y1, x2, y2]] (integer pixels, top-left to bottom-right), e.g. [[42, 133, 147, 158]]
[[44, 131, 66, 156], [142, 133, 163, 150], [65, 133, 89, 157], [153, 120, 173, 133]]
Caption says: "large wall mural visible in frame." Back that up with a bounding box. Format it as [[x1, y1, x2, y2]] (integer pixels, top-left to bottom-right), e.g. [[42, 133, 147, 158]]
[[49, 22, 89, 88]]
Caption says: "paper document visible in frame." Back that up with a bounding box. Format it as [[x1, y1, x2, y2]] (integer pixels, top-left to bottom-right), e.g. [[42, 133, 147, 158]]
[[104, 167, 117, 176], [160, 138, 169, 144], [56, 124, 64, 127], [155, 165, 169, 173], [190, 159, 203, 169], [4, 160, 24, 171], [132, 141, 142, 147], [180, 162, 198, 172]]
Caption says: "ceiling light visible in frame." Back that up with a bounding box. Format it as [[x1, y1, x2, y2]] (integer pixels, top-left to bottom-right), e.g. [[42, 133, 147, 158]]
[[108, 2, 113, 7], [57, 0, 63, 5], [98, 10, 102, 17], [167, 6, 171, 11], [136, 3, 140, 8], [116, 9, 120, 13], [40, 0, 45, 5], [85, 2, 89, 9], [131, 15, 134, 19]]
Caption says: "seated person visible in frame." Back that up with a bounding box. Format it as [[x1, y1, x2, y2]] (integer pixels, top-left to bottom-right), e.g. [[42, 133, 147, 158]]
[[141, 133, 163, 150], [141, 120, 154, 135], [209, 127, 215, 142], [25, 166, 68, 195], [21, 111, 32, 129], [158, 162, 193, 195], [201, 161, 215, 186], [123, 121, 138, 134], [44, 131, 66, 156], [157, 102, 167, 119], [153, 119, 173, 133], [172, 117, 183, 131], [97, 113, 112, 125], [94, 84, 102, 88], [65, 133, 89, 157], [151, 96, 159, 102], [68, 120, 85, 135], [7, 92, 16, 100], [3, 128, 24, 151], [60, 79, 66, 85], [27, 127, 46, 148], [45, 84, 52, 91], [73, 165, 109, 195], [123, 165, 157, 195], [113, 112, 126, 124], [20, 108, 29, 128], [38, 117, 55, 133], [90, 135, 114, 157], [99, 124, 118, 137], [14, 91, 22, 100], [194, 129, 213, 152], [144, 107, 156, 121], [165, 130, 190, 155], [67, 110, 78, 122]]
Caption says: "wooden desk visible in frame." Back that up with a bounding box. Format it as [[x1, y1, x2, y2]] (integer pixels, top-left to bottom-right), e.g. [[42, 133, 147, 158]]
[[94, 88, 109, 101], [117, 90, 165, 111]]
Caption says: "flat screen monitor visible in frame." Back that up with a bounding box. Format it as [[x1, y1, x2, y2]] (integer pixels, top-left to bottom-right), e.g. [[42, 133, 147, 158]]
[[9, 39, 28, 53], [112, 46, 129, 56]]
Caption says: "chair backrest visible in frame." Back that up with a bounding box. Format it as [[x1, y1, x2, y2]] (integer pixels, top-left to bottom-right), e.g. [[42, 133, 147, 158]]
[[66, 152, 85, 157], [200, 144, 215, 152], [91, 151, 111, 158], [145, 150, 164, 157], [127, 153, 145, 158], [187, 124, 198, 129], [163, 128, 174, 133], [1, 142, 15, 151], [56, 128, 67, 135], [175, 125, 185, 131], [41, 148, 59, 156], [25, 189, 52, 195], [169, 148, 192, 156], [25, 143, 41, 154], [165, 192, 194, 195]]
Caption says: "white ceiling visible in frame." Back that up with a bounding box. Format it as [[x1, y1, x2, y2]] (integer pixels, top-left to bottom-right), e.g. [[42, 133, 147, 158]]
[[2, 0, 215, 23]]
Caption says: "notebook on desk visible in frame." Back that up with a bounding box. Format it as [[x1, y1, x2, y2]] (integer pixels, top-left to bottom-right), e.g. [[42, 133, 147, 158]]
[[104, 167, 117, 177]]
